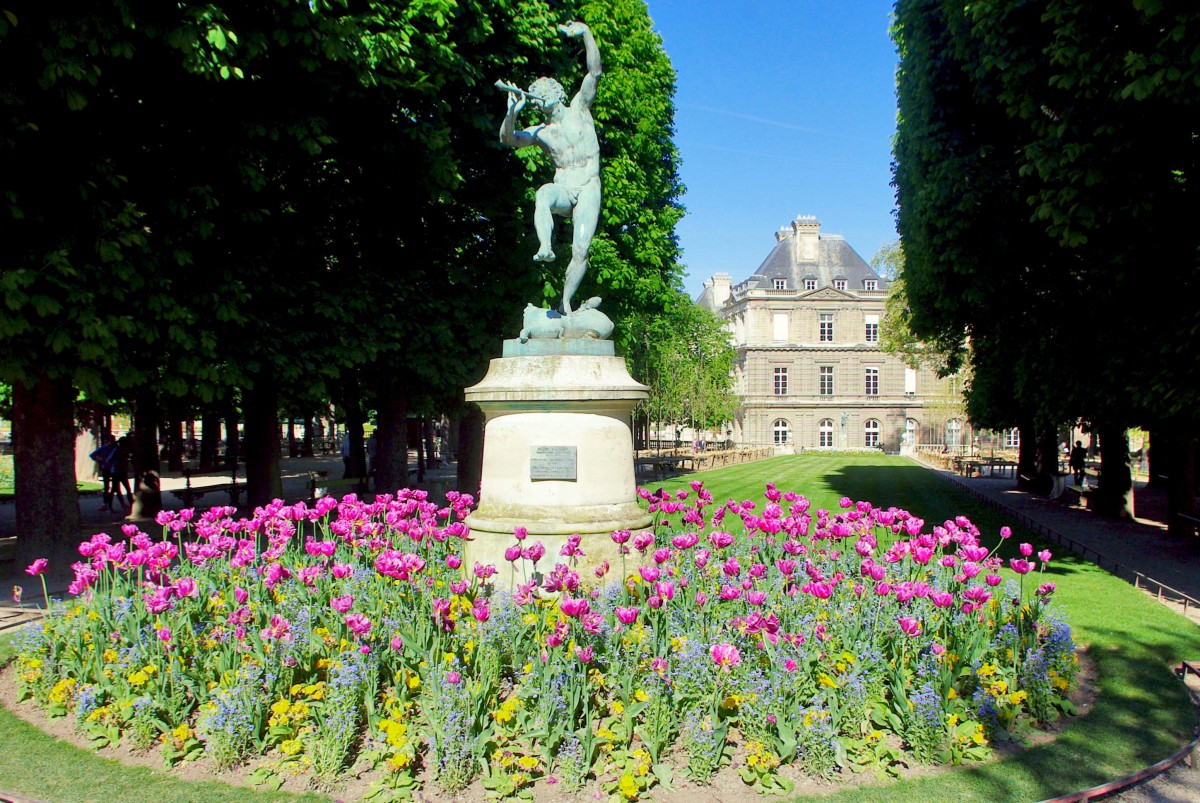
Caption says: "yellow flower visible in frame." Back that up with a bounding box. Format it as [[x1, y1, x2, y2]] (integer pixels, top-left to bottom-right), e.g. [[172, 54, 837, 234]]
[[817, 672, 839, 689], [271, 699, 291, 717], [634, 688, 649, 703], [947, 687, 958, 700], [280, 739, 303, 756], [289, 701, 310, 719], [406, 674, 421, 690], [947, 713, 959, 726], [517, 755, 538, 771], [128, 670, 149, 686], [172, 724, 191, 741], [978, 662, 996, 678], [612, 700, 625, 715], [102, 649, 118, 663], [670, 635, 688, 652], [971, 726, 986, 745], [1007, 690, 1028, 706], [618, 773, 640, 800]]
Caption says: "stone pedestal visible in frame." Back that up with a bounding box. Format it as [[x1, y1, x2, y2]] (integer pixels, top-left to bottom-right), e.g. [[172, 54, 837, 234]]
[[463, 344, 651, 581]]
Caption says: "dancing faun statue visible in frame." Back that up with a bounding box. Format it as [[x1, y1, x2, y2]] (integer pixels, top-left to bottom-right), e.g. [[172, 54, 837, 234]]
[[497, 21, 602, 315]]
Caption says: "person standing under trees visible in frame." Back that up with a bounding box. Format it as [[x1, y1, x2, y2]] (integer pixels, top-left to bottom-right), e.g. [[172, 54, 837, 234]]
[[89, 434, 118, 512], [498, 21, 602, 314], [111, 436, 133, 512], [1069, 440, 1088, 484]]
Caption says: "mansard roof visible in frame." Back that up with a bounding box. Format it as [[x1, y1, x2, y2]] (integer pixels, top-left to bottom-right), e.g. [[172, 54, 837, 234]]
[[741, 221, 887, 293]]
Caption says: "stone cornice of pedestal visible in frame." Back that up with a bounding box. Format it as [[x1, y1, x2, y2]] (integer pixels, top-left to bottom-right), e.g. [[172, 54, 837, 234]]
[[466, 508, 653, 536], [464, 354, 648, 405]]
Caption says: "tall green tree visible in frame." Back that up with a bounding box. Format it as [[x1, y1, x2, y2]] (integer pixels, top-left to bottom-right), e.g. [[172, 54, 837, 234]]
[[892, 0, 1200, 518]]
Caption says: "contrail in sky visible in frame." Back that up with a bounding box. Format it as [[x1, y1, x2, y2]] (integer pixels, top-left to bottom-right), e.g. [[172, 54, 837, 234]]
[[681, 103, 878, 145]]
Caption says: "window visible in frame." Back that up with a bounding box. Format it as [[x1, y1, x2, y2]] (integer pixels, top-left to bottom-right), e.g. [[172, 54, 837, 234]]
[[1005, 427, 1020, 448], [834, 279, 847, 291], [773, 367, 788, 396], [904, 367, 917, 395], [819, 313, 834, 342], [864, 279, 878, 291], [818, 418, 834, 448], [865, 367, 879, 396], [773, 278, 787, 290], [864, 419, 881, 447], [904, 418, 919, 445], [864, 314, 879, 343], [773, 419, 790, 445], [819, 366, 834, 396], [804, 278, 817, 290], [945, 418, 963, 447]]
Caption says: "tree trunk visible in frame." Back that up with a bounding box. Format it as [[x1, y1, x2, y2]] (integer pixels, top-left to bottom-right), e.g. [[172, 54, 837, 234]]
[[225, 400, 241, 465], [374, 383, 408, 495], [416, 417, 427, 483], [243, 379, 282, 508], [167, 414, 185, 472], [457, 404, 484, 498], [424, 417, 437, 468], [1165, 425, 1197, 537], [345, 409, 367, 486], [1146, 426, 1166, 489], [199, 412, 221, 470], [129, 391, 163, 520], [1094, 423, 1135, 519], [1016, 418, 1038, 491], [445, 414, 460, 463], [301, 414, 315, 457], [12, 375, 82, 569]]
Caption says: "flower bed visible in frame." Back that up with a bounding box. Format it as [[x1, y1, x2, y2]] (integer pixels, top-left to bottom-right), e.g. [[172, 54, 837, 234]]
[[11, 481, 1078, 800]]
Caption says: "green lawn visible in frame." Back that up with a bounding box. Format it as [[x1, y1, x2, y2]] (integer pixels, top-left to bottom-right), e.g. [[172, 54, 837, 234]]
[[1, 454, 1196, 802]]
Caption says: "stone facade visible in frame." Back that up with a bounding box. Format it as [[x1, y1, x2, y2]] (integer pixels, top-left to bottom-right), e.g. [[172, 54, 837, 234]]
[[696, 216, 962, 452]]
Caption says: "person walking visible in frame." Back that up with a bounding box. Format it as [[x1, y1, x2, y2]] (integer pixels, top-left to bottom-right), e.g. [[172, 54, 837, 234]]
[[1069, 440, 1088, 484], [111, 436, 134, 512], [89, 434, 118, 512]]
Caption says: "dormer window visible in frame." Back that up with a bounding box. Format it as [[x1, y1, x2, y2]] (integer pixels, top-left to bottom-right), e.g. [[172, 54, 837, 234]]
[[773, 278, 787, 290], [804, 278, 817, 291], [864, 279, 878, 291], [834, 279, 847, 291]]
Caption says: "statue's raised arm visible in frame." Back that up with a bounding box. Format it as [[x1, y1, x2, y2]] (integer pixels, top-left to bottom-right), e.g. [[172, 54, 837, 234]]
[[559, 21, 602, 109]]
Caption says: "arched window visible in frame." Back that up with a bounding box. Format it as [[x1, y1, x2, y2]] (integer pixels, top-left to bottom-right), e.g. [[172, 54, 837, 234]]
[[864, 419, 881, 448], [904, 418, 918, 445], [945, 418, 963, 447], [818, 418, 834, 448], [772, 419, 790, 445]]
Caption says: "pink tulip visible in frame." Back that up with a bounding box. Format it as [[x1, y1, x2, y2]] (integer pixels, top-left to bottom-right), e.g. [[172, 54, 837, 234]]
[[331, 595, 354, 613], [25, 559, 48, 576], [897, 616, 921, 636], [1009, 558, 1033, 575], [710, 642, 741, 671], [1019, 542, 1033, 557]]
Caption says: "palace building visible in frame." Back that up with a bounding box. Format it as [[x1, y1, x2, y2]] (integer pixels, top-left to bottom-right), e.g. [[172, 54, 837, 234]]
[[695, 216, 962, 452]]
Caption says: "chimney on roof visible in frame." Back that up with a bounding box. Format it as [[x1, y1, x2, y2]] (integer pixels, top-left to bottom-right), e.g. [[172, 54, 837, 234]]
[[791, 215, 820, 262], [705, 272, 732, 307]]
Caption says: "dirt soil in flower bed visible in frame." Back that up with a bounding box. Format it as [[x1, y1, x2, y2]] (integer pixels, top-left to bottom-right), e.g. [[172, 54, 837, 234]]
[[0, 649, 1100, 803]]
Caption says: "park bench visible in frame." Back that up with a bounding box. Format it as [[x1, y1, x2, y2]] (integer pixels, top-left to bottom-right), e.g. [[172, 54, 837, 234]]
[[1176, 659, 1200, 680], [634, 455, 687, 480], [307, 471, 368, 502], [171, 468, 241, 507]]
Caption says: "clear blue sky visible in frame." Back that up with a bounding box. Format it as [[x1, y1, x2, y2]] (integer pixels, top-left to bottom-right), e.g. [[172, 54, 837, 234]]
[[643, 1, 901, 297]]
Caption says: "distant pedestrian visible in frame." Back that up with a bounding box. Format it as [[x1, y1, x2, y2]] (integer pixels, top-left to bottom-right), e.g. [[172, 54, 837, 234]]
[[111, 436, 134, 511], [341, 433, 352, 479], [1069, 440, 1087, 484], [89, 435, 118, 512]]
